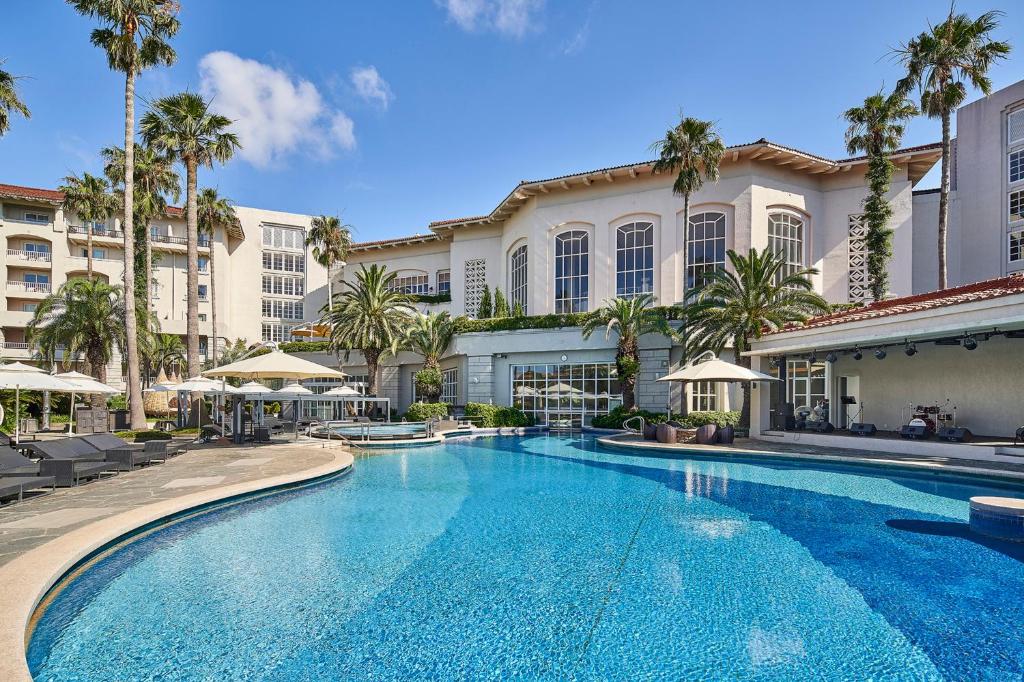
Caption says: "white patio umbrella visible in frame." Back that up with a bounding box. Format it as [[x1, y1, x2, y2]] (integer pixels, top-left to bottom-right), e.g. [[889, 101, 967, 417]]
[[323, 385, 360, 397], [656, 354, 779, 384], [266, 384, 315, 440], [0, 366, 76, 443], [55, 371, 120, 435]]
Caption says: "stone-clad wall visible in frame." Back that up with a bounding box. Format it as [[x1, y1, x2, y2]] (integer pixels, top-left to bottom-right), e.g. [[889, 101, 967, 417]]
[[466, 355, 495, 404], [635, 348, 671, 412]]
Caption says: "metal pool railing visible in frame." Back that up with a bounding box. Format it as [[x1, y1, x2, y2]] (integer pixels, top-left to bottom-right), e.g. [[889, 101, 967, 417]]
[[315, 420, 433, 443], [622, 415, 646, 435]]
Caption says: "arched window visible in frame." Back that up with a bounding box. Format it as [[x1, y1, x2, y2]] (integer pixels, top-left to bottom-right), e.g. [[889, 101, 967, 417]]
[[768, 212, 805, 284], [554, 230, 589, 313], [686, 212, 726, 290], [508, 243, 528, 314], [615, 222, 654, 298]]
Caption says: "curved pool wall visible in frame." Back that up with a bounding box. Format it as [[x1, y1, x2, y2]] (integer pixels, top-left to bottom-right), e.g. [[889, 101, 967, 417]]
[[28, 435, 1024, 680]]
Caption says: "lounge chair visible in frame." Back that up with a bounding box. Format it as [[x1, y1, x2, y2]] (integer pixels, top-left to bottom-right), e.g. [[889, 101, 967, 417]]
[[0, 475, 56, 503], [0, 448, 46, 477], [80, 434, 164, 471], [29, 439, 118, 487]]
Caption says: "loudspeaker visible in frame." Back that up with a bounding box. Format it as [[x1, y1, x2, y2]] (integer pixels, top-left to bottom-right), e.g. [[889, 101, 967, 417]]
[[899, 424, 930, 440], [804, 420, 834, 433], [937, 426, 973, 443], [849, 422, 877, 436]]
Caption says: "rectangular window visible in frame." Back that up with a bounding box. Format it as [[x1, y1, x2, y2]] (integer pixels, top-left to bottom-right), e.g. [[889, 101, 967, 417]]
[[262, 275, 272, 294], [22, 303, 38, 313], [273, 276, 283, 295], [198, 257, 209, 272], [23, 212, 49, 223], [436, 270, 451, 295], [554, 231, 589, 313], [441, 368, 458, 404], [1010, 190, 1024, 223], [616, 222, 654, 298], [198, 285, 208, 301], [388, 274, 429, 294], [1010, 230, 1024, 263], [198, 313, 207, 322], [787, 360, 827, 413], [768, 212, 806, 286], [1009, 109, 1024, 146], [261, 225, 305, 251], [262, 299, 272, 317], [687, 212, 727, 291], [1011, 150, 1024, 184], [510, 362, 621, 426], [690, 381, 718, 412]]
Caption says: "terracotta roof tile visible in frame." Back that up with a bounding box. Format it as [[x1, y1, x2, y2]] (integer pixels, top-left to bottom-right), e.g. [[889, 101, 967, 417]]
[[0, 183, 65, 203], [766, 274, 1024, 335], [349, 233, 443, 250]]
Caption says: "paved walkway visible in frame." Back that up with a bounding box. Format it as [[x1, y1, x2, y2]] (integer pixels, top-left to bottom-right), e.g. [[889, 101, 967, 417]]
[[0, 440, 338, 568]]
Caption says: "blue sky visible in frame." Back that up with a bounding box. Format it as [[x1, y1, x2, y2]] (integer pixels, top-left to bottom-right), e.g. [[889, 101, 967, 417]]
[[2, 1, 1022, 242]]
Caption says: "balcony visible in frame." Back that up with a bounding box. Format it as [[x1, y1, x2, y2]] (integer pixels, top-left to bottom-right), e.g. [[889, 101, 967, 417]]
[[0, 342, 73, 361], [67, 225, 125, 240], [6, 249, 52, 268], [6, 280, 51, 297]]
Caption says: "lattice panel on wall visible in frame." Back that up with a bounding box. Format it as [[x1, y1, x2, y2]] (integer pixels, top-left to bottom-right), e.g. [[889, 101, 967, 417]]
[[464, 258, 487, 316], [1009, 109, 1024, 146], [848, 214, 871, 303]]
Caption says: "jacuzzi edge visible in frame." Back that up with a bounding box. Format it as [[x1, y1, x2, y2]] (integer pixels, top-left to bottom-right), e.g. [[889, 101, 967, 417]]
[[0, 447, 355, 682]]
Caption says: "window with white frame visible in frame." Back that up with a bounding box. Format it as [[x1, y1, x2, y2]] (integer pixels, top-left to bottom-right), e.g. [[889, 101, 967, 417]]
[[690, 381, 718, 412], [198, 285, 208, 301], [554, 230, 589, 313], [261, 274, 303, 296], [261, 323, 297, 343], [23, 212, 50, 224], [1009, 109, 1024, 147], [388, 273, 429, 294], [441, 367, 458, 404], [768, 212, 806, 285], [262, 252, 304, 272], [615, 222, 654, 298], [687, 212, 727, 290], [509, 243, 528, 313], [436, 270, 450, 295], [1010, 149, 1024, 184], [1010, 230, 1024, 263], [262, 225, 305, 251], [198, 256, 209, 272], [465, 258, 487, 316], [262, 299, 304, 320], [1010, 190, 1024, 223]]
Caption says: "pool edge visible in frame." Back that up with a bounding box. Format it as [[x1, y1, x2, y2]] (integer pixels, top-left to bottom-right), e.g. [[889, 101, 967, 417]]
[[0, 448, 355, 682]]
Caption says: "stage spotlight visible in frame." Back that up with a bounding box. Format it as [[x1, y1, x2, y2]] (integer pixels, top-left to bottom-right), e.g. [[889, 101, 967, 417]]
[[962, 334, 978, 350], [853, 347, 863, 361], [904, 343, 917, 357], [808, 352, 818, 363], [768, 356, 779, 369], [825, 351, 838, 363], [874, 348, 887, 360]]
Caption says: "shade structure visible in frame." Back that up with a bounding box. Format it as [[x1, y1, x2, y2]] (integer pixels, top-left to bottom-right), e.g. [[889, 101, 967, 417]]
[[0, 370, 77, 442], [237, 381, 273, 396], [657, 356, 778, 383], [0, 361, 46, 373], [289, 322, 331, 338], [175, 376, 226, 393], [55, 371, 120, 436], [203, 351, 346, 381], [323, 385, 361, 397], [143, 381, 181, 393]]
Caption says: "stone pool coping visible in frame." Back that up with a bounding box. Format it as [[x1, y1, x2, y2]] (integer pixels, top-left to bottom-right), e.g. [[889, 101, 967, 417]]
[[0, 447, 354, 682], [597, 433, 1024, 484]]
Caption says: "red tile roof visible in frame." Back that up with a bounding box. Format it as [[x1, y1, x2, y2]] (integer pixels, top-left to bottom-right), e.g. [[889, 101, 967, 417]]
[[0, 183, 65, 203], [349, 233, 443, 250], [766, 274, 1024, 335]]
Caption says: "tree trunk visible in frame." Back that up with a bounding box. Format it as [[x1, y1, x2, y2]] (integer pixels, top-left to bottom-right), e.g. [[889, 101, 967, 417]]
[[682, 193, 690, 296], [87, 228, 94, 278], [734, 339, 752, 430], [185, 157, 200, 377], [121, 68, 147, 430], [618, 337, 638, 410], [937, 108, 951, 290], [145, 224, 152, 312], [88, 346, 107, 407], [365, 347, 380, 397], [210, 231, 218, 367]]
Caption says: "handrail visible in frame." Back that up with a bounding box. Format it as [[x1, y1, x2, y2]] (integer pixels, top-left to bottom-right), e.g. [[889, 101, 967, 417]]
[[622, 415, 646, 435], [6, 249, 52, 262]]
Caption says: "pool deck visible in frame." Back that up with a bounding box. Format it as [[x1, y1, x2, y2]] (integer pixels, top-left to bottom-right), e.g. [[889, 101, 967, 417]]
[[0, 439, 354, 682], [597, 433, 1024, 483]]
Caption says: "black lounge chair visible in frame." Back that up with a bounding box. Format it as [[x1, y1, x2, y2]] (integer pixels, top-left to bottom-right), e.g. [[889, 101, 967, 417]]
[[0, 448, 44, 477], [80, 434, 164, 471], [29, 439, 118, 487], [0, 475, 56, 503]]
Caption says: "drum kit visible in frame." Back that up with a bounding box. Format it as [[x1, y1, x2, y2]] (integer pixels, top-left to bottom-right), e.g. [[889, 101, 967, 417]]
[[900, 399, 971, 441]]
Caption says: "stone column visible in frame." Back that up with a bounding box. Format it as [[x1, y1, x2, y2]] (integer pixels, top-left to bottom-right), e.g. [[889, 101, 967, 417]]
[[635, 348, 671, 413], [466, 355, 494, 404]]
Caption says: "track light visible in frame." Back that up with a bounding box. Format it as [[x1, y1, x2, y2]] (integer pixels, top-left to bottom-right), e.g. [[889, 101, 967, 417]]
[[807, 352, 817, 364], [853, 347, 863, 361], [962, 335, 978, 351], [904, 342, 917, 357], [825, 351, 838, 363], [874, 348, 887, 360]]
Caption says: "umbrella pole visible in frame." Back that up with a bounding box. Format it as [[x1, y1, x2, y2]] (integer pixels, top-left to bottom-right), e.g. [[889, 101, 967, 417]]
[[14, 385, 20, 444], [221, 377, 227, 437], [69, 391, 76, 435]]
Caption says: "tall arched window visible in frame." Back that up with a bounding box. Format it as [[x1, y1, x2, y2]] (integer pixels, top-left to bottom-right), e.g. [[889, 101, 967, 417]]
[[686, 212, 726, 290], [508, 243, 528, 314], [554, 230, 589, 313], [768, 212, 805, 285], [615, 222, 654, 298]]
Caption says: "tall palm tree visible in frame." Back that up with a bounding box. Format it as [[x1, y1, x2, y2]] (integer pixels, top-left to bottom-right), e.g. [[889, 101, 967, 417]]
[[68, 0, 179, 430], [306, 214, 353, 310], [0, 58, 31, 136], [651, 115, 726, 291], [140, 91, 240, 377], [150, 332, 185, 380], [895, 8, 1010, 289], [684, 248, 830, 428], [581, 293, 672, 411], [324, 264, 414, 396], [843, 90, 918, 302], [398, 312, 460, 402], [197, 187, 240, 367], [27, 279, 127, 394], [102, 143, 180, 310], [59, 172, 117, 278]]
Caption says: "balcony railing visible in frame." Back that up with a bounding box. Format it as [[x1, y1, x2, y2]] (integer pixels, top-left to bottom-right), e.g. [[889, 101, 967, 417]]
[[6, 249, 52, 263], [67, 225, 125, 239], [151, 233, 210, 247], [0, 342, 30, 350], [6, 280, 51, 294]]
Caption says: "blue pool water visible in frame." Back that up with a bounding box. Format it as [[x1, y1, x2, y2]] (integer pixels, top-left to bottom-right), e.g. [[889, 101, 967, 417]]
[[28, 436, 1024, 680]]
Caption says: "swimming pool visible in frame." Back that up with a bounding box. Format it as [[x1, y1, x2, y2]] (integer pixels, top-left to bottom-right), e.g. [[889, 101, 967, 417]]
[[28, 435, 1024, 680]]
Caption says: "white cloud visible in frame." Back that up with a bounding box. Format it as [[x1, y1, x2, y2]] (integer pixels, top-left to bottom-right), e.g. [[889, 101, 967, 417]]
[[437, 0, 543, 38], [198, 51, 355, 167], [350, 66, 393, 109], [561, 3, 594, 56]]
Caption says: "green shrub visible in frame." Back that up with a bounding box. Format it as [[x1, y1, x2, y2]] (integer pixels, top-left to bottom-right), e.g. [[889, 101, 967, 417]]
[[107, 394, 128, 410], [405, 401, 450, 421], [408, 292, 452, 304], [455, 306, 683, 334], [590, 406, 668, 429], [414, 367, 442, 401], [477, 287, 493, 318], [493, 288, 509, 317], [113, 429, 173, 442], [677, 410, 740, 429], [464, 402, 533, 428]]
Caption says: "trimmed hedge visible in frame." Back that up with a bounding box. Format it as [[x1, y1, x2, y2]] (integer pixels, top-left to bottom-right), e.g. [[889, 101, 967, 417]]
[[676, 410, 741, 429], [405, 401, 450, 421], [455, 306, 684, 334], [113, 430, 173, 442], [409, 293, 451, 304], [464, 402, 533, 428]]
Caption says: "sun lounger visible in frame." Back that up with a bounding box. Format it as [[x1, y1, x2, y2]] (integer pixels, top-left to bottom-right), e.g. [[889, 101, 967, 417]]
[[80, 434, 165, 471], [0, 475, 56, 503], [0, 448, 45, 477], [29, 439, 118, 487]]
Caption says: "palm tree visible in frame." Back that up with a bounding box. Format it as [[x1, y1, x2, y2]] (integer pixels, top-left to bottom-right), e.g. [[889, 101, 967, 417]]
[[651, 115, 726, 291], [68, 0, 180, 430], [843, 90, 918, 302], [324, 264, 414, 396], [683, 248, 830, 428], [581, 293, 672, 411], [140, 91, 240, 377], [0, 58, 31, 136], [27, 279, 127, 401], [102, 143, 180, 310], [59, 172, 117, 278], [197, 187, 240, 367], [306, 214, 353, 310], [399, 312, 460, 402], [895, 8, 1010, 289], [150, 332, 185, 380]]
